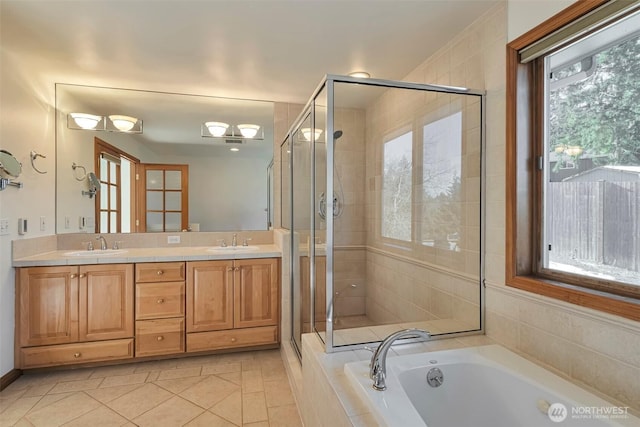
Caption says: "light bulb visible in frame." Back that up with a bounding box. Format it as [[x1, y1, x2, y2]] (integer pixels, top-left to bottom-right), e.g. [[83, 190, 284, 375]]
[[205, 121, 229, 137], [301, 128, 323, 141], [237, 124, 260, 138], [70, 113, 101, 130], [109, 115, 138, 132]]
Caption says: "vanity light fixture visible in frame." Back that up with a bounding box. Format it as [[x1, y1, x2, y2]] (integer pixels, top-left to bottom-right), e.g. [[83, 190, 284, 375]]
[[201, 122, 264, 140], [301, 128, 323, 142], [70, 113, 102, 130], [349, 71, 371, 78], [68, 113, 142, 133], [237, 124, 260, 138], [109, 115, 139, 132], [205, 122, 229, 137]]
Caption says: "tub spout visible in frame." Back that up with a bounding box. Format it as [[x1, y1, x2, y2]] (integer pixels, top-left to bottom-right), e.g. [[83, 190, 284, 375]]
[[370, 328, 430, 391]]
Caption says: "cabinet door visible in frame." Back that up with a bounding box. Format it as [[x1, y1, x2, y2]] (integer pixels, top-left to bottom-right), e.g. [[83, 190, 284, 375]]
[[186, 260, 233, 332], [234, 258, 279, 328], [18, 266, 79, 347], [79, 264, 134, 341]]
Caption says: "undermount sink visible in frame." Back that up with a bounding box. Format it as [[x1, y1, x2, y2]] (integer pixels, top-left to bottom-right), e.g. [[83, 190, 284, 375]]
[[207, 245, 260, 252], [64, 249, 128, 257]]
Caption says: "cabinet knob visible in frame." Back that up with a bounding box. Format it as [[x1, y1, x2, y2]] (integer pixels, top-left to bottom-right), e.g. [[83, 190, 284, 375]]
[[157, 298, 165, 304], [157, 336, 164, 341], [70, 274, 77, 279], [157, 270, 164, 276], [73, 352, 81, 358], [79, 273, 86, 278], [230, 337, 237, 342]]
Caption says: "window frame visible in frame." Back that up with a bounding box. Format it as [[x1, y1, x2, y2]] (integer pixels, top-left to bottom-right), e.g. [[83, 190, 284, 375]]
[[506, 0, 640, 321]]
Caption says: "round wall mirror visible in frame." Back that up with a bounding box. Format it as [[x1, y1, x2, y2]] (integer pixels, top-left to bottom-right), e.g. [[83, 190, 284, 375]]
[[0, 150, 22, 178]]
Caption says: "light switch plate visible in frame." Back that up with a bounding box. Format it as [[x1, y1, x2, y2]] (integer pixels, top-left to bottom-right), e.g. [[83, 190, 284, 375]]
[[40, 216, 46, 231], [0, 219, 9, 236]]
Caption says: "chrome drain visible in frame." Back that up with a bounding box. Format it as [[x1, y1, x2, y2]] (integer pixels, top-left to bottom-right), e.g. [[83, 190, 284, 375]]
[[426, 367, 444, 387]]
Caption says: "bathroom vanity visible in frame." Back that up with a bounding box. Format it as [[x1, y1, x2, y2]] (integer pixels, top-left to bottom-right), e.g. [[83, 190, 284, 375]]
[[13, 245, 280, 369]]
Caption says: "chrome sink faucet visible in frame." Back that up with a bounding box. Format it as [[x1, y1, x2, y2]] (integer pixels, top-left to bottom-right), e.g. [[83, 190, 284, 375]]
[[232, 233, 238, 247], [370, 328, 430, 391], [96, 235, 108, 251]]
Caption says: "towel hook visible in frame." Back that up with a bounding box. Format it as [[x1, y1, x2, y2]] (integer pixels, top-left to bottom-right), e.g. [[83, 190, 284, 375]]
[[30, 151, 47, 174]]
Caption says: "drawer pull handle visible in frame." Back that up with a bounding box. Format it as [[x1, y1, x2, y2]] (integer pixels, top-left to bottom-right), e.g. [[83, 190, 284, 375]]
[[73, 352, 81, 358], [234, 267, 240, 271], [157, 270, 164, 276], [230, 337, 237, 342], [227, 267, 233, 272], [79, 273, 86, 278], [70, 274, 77, 279], [157, 298, 165, 304], [157, 336, 164, 341]]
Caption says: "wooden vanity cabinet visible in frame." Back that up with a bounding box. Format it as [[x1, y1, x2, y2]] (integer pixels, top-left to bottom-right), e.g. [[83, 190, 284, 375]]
[[186, 258, 279, 352], [134, 262, 186, 357], [17, 265, 134, 368], [16, 257, 280, 368]]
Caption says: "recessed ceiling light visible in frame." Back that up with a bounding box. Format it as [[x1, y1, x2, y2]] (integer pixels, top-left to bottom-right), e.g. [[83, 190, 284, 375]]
[[230, 147, 240, 152], [349, 71, 370, 78]]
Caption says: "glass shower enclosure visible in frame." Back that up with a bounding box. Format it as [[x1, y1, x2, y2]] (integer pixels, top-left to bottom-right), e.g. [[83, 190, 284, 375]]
[[283, 75, 485, 354]]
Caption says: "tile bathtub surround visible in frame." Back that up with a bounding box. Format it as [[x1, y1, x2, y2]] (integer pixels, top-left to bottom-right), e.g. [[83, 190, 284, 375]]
[[0, 349, 302, 427], [299, 332, 497, 427]]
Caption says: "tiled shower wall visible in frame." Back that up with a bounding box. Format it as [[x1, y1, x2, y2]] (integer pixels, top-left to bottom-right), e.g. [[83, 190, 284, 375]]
[[360, 6, 487, 330], [365, 250, 479, 329]]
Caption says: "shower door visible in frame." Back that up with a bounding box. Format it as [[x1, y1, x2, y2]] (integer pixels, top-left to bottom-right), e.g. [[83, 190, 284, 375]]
[[291, 112, 313, 356]]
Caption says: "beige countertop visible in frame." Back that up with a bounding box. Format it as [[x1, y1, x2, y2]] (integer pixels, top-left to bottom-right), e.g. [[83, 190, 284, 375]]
[[12, 244, 282, 267]]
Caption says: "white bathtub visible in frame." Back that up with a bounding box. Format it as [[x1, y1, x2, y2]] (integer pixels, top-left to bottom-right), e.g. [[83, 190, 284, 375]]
[[344, 345, 638, 427]]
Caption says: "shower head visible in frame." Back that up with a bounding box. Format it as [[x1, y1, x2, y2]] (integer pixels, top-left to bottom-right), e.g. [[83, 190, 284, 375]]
[[333, 130, 343, 140]]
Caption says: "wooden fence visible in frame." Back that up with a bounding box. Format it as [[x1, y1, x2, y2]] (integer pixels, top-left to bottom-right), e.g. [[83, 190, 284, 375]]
[[547, 181, 640, 272]]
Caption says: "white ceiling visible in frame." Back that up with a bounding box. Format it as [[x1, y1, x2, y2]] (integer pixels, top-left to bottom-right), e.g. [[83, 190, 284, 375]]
[[2, 0, 499, 104]]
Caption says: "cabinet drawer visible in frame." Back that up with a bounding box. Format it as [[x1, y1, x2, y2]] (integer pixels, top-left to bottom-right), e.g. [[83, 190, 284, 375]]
[[136, 262, 185, 283], [136, 318, 185, 357], [186, 325, 278, 353], [20, 339, 133, 369], [136, 282, 185, 320]]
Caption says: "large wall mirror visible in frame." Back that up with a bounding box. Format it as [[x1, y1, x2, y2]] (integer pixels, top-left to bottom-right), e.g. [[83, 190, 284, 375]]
[[56, 84, 274, 234]]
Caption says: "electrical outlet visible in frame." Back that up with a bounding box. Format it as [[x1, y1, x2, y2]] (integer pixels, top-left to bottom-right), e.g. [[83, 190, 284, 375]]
[[167, 235, 180, 244], [40, 216, 46, 232], [64, 216, 70, 229], [0, 219, 9, 236]]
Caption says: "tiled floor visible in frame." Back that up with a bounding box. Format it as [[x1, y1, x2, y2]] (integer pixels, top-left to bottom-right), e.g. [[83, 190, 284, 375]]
[[0, 350, 302, 427]]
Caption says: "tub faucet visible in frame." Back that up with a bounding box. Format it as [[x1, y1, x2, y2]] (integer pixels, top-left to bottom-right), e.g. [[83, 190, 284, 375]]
[[96, 235, 108, 251], [370, 328, 430, 391]]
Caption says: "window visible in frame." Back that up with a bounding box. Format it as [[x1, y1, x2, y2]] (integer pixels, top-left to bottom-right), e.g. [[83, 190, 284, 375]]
[[421, 112, 462, 251], [382, 131, 412, 241], [507, 0, 640, 320]]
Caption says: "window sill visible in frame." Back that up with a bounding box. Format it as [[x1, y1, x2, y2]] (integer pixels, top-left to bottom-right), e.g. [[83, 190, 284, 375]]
[[506, 275, 640, 322]]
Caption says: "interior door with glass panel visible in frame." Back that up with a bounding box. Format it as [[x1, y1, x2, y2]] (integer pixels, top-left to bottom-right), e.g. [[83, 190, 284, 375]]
[[95, 138, 139, 233], [138, 164, 189, 232]]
